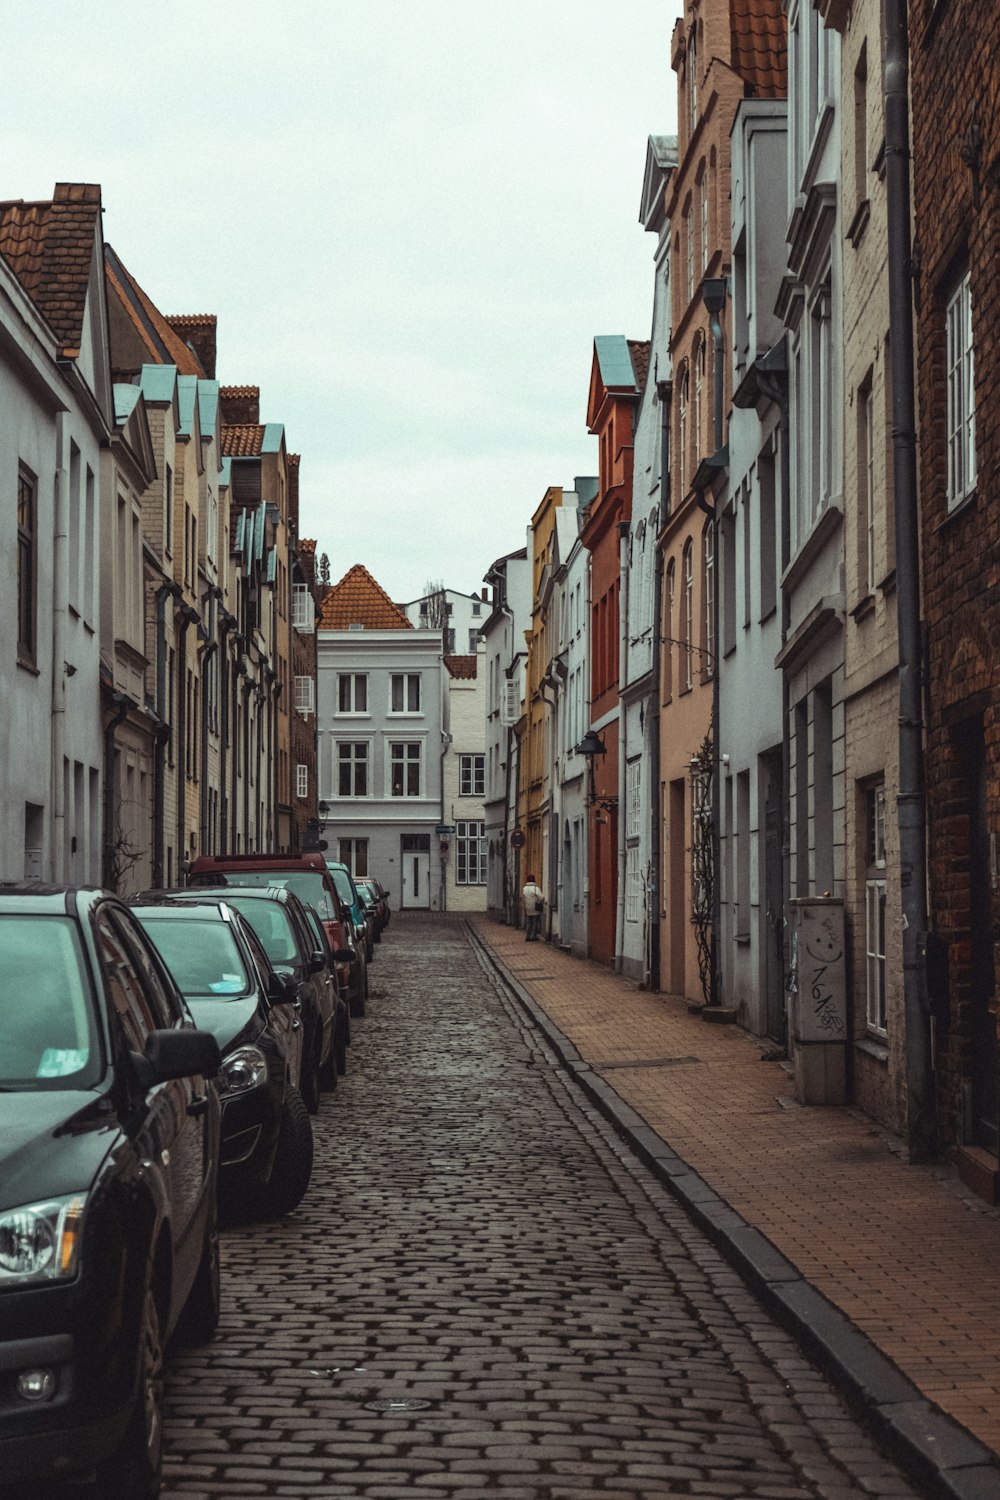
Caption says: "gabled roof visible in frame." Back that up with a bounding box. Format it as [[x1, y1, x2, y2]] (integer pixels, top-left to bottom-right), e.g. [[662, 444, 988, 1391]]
[[640, 135, 679, 231], [628, 340, 652, 394], [319, 564, 413, 630], [587, 337, 648, 432], [594, 335, 639, 391], [104, 244, 204, 376], [730, 0, 787, 98], [0, 183, 103, 359], [444, 655, 478, 679]]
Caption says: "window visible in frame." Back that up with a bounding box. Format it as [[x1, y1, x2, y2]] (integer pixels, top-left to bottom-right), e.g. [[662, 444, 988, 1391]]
[[296, 763, 308, 799], [677, 365, 689, 495], [460, 754, 485, 797], [337, 742, 368, 797], [759, 449, 777, 620], [626, 759, 641, 841], [339, 838, 368, 878], [444, 628, 456, 654], [686, 203, 694, 303], [456, 821, 487, 885], [294, 675, 315, 715], [853, 42, 868, 213], [338, 673, 368, 713], [390, 742, 421, 797], [472, 601, 481, 616], [859, 376, 876, 594], [688, 26, 698, 131], [700, 172, 709, 270], [390, 673, 421, 713], [946, 270, 976, 509], [468, 629, 481, 653], [292, 583, 313, 630], [693, 338, 704, 462], [17, 465, 36, 661], [164, 463, 173, 555], [865, 781, 887, 1036], [664, 560, 675, 702], [682, 540, 694, 692], [625, 844, 641, 922]]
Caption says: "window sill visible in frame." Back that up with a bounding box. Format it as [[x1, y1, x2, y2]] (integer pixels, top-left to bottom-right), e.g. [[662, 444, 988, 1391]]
[[17, 652, 39, 676], [734, 931, 751, 946], [856, 1035, 889, 1064], [846, 197, 871, 248], [878, 567, 897, 597], [936, 488, 978, 531], [850, 592, 876, 623]]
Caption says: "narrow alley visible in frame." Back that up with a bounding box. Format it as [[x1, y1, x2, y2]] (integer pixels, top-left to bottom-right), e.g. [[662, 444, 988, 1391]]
[[139, 914, 922, 1499]]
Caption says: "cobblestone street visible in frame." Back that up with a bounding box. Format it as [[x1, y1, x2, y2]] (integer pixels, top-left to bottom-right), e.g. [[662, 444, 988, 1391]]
[[23, 915, 926, 1499]]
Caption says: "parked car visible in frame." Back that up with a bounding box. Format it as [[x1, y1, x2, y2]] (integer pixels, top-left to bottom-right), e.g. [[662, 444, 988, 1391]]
[[0, 884, 221, 1499], [169, 885, 349, 1094], [129, 897, 314, 1223], [327, 859, 374, 962], [189, 853, 369, 1018], [355, 878, 388, 941]]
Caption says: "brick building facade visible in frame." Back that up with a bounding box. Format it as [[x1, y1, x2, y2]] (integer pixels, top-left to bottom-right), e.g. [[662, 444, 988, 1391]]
[[911, 0, 1000, 1178]]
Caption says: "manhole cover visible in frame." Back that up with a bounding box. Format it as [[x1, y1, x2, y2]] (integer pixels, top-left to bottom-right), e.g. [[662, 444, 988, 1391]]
[[363, 1398, 433, 1413]]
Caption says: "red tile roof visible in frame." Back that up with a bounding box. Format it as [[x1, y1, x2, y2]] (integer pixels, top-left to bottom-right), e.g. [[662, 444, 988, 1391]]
[[104, 246, 204, 376], [0, 183, 103, 358], [298, 538, 317, 554], [167, 314, 216, 328], [730, 0, 787, 98], [221, 424, 265, 457], [628, 339, 652, 393], [220, 385, 259, 399], [288, 452, 301, 467], [444, 655, 478, 679], [319, 564, 413, 630]]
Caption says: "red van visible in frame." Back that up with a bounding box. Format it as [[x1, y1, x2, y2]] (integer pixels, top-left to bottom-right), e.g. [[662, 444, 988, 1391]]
[[187, 853, 368, 1016]]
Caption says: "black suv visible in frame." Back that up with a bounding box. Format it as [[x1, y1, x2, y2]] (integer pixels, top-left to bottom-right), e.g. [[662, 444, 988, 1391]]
[[0, 885, 221, 1499]]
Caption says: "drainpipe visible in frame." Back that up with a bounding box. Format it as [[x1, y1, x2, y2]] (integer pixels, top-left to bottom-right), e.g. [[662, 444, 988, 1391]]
[[615, 518, 630, 973], [176, 605, 198, 877], [218, 611, 237, 853], [102, 692, 132, 890], [650, 378, 671, 991], [884, 0, 935, 1160], [701, 280, 728, 1008], [199, 637, 218, 853], [153, 581, 180, 888], [51, 417, 69, 881], [255, 682, 267, 849]]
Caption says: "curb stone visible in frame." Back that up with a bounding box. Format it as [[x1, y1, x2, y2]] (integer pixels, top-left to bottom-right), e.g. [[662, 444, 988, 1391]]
[[466, 921, 1000, 1500]]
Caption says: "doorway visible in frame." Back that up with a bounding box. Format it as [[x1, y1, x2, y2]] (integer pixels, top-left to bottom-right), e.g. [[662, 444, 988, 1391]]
[[669, 779, 686, 995], [401, 833, 431, 910]]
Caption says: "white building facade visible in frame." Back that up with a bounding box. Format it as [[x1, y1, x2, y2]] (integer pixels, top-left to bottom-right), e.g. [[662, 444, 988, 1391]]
[[441, 649, 488, 912], [402, 586, 489, 656]]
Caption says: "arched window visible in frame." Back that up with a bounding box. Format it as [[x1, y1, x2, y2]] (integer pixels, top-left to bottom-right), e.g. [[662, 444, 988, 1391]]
[[688, 27, 698, 131], [678, 363, 690, 496], [665, 559, 675, 702], [693, 337, 704, 466], [682, 539, 694, 692], [703, 520, 715, 675], [700, 169, 709, 270]]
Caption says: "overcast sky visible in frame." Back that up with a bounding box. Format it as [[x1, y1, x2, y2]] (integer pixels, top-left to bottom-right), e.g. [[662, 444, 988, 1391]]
[[9, 0, 681, 602]]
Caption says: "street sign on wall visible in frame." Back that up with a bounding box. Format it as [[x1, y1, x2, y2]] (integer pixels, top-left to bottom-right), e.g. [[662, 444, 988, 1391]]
[[510, 829, 526, 849]]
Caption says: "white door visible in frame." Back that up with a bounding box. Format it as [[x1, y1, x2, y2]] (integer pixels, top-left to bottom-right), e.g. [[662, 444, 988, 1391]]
[[403, 851, 430, 909]]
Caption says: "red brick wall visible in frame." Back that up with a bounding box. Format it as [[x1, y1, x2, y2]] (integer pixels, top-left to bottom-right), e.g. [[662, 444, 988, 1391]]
[[911, 0, 1000, 1144]]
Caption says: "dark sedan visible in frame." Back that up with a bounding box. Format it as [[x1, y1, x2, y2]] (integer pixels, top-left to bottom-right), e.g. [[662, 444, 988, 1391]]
[[130, 899, 313, 1224], [0, 885, 221, 1499]]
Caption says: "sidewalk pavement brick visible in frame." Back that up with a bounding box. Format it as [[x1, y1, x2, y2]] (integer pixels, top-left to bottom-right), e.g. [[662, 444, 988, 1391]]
[[470, 917, 1000, 1459]]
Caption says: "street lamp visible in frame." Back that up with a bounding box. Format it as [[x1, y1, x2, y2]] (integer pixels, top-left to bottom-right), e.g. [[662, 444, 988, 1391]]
[[575, 731, 617, 813]]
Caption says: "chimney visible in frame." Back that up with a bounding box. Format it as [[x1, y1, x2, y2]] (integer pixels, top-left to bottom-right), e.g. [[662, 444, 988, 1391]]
[[167, 315, 217, 378], [219, 386, 260, 424], [54, 182, 102, 204], [288, 454, 301, 531]]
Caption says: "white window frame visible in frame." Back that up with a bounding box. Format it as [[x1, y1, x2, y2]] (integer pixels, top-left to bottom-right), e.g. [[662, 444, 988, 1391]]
[[946, 270, 976, 510], [337, 672, 368, 715], [456, 820, 487, 885], [861, 380, 876, 594], [339, 837, 369, 878], [390, 673, 421, 714], [683, 541, 694, 692], [292, 582, 313, 630], [294, 675, 315, 716], [625, 844, 641, 922], [626, 759, 641, 841], [296, 763, 308, 799], [460, 753, 485, 797], [703, 522, 715, 672], [337, 741, 369, 798], [389, 741, 422, 798]]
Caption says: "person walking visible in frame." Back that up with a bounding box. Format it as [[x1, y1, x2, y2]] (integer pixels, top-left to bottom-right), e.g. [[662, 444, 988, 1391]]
[[522, 874, 544, 942]]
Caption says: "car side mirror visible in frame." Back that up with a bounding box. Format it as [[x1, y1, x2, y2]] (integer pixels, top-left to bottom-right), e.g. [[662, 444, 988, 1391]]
[[143, 1028, 220, 1084], [332, 947, 354, 965], [267, 972, 298, 1005], [307, 952, 326, 975]]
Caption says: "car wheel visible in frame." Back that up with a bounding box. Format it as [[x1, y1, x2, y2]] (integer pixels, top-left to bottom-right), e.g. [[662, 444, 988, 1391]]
[[96, 1281, 165, 1499], [258, 1087, 313, 1219], [300, 1035, 321, 1115], [173, 1213, 221, 1348]]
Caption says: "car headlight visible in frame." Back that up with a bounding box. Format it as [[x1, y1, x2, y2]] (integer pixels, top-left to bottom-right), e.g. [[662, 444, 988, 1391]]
[[0, 1194, 87, 1288], [218, 1044, 268, 1097]]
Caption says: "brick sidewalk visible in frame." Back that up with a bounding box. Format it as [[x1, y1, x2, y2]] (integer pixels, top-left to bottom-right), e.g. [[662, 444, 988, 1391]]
[[471, 916, 1000, 1459]]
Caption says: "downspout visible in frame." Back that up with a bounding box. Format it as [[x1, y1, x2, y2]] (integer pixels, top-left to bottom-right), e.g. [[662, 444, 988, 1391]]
[[199, 637, 218, 853], [614, 518, 630, 973], [218, 610, 237, 853], [650, 378, 672, 991], [759, 361, 791, 1052], [51, 417, 69, 881], [153, 581, 180, 889], [175, 605, 198, 879], [884, 0, 935, 1159], [102, 692, 131, 890], [255, 683, 267, 849]]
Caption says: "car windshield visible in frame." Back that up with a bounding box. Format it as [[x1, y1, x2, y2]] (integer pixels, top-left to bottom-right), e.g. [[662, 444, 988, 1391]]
[[219, 899, 299, 967], [136, 917, 252, 1001], [203, 870, 336, 922], [328, 868, 356, 909], [356, 883, 376, 903], [0, 916, 100, 1089]]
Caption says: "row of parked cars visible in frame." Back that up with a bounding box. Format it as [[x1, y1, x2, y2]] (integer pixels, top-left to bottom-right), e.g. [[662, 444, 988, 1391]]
[[0, 852, 390, 1499]]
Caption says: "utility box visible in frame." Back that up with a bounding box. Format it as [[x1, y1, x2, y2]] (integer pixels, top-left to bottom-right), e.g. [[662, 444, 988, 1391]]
[[788, 897, 847, 1105]]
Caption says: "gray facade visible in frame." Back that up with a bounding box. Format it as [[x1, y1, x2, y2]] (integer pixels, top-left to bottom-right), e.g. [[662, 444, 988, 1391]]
[[317, 628, 444, 910], [482, 546, 531, 922]]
